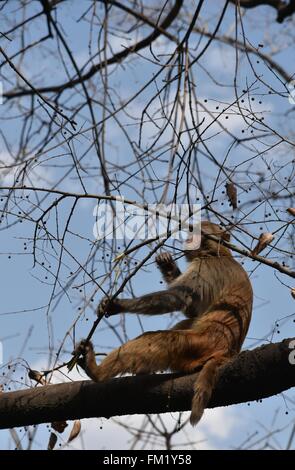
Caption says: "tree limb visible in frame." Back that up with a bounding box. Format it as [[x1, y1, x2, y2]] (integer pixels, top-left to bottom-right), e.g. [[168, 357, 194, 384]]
[[230, 0, 295, 23], [0, 339, 294, 429]]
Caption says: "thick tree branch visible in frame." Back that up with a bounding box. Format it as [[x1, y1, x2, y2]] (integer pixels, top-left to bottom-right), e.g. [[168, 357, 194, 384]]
[[0, 339, 294, 429], [230, 0, 295, 23]]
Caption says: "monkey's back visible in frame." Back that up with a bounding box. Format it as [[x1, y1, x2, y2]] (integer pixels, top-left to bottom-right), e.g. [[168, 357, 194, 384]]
[[171, 255, 253, 353]]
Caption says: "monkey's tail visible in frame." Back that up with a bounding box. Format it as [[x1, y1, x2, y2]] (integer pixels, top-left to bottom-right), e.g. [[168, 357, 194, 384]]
[[190, 355, 228, 426]]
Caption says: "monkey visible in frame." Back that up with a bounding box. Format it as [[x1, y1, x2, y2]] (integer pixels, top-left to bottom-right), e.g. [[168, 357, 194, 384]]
[[74, 221, 253, 425]]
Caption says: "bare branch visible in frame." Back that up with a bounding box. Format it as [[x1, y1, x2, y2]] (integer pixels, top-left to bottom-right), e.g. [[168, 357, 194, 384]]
[[229, 0, 295, 23]]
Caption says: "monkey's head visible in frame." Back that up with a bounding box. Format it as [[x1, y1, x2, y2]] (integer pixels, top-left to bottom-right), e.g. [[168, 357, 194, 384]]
[[184, 221, 231, 260]]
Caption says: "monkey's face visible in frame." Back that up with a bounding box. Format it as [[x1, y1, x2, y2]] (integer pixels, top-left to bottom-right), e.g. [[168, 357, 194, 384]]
[[184, 221, 231, 260]]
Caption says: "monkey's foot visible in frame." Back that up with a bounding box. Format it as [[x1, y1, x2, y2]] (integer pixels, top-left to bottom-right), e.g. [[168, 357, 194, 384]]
[[72, 339, 94, 369], [72, 339, 93, 356]]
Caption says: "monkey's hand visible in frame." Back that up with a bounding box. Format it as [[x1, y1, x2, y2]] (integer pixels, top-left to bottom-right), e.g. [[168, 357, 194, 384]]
[[156, 252, 181, 284], [96, 297, 123, 318], [156, 251, 175, 268]]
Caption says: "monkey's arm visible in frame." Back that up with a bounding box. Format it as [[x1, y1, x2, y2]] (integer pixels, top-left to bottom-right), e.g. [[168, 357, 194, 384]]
[[99, 287, 189, 317], [155, 252, 182, 284]]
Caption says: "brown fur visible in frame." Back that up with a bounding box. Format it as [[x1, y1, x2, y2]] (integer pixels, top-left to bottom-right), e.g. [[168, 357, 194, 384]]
[[75, 221, 253, 425]]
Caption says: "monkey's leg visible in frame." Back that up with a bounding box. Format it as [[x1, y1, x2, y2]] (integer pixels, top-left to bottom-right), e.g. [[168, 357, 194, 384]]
[[76, 330, 203, 382], [101, 287, 192, 317], [155, 252, 182, 284], [190, 354, 230, 426]]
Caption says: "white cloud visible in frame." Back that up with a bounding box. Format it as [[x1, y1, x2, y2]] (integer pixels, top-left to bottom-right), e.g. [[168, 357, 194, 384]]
[[0, 151, 18, 186], [62, 406, 243, 450], [198, 406, 243, 440], [0, 151, 53, 187], [201, 46, 237, 74]]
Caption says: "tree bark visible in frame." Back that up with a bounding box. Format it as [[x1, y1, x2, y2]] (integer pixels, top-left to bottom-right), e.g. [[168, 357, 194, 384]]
[[0, 338, 294, 429], [229, 0, 295, 23]]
